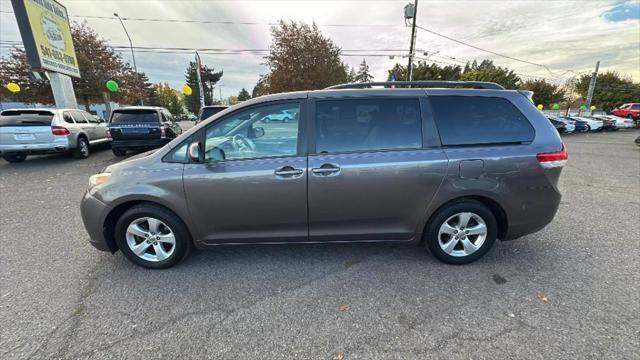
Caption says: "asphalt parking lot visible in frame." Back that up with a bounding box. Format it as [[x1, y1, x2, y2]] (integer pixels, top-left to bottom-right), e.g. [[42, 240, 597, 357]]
[[1, 129, 638, 359]]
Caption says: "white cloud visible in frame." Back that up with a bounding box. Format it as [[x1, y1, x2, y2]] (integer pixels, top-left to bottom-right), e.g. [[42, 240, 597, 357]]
[[1, 0, 638, 98]]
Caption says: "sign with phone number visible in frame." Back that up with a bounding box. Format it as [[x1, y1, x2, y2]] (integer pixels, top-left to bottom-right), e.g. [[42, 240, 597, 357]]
[[11, 0, 81, 78]]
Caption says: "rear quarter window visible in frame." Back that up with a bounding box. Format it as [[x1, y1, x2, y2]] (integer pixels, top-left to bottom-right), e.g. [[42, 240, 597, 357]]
[[111, 110, 159, 123], [429, 96, 534, 146], [0, 111, 54, 127]]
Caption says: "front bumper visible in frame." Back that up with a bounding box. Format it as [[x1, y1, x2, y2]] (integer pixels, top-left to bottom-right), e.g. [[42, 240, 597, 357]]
[[80, 191, 114, 252]]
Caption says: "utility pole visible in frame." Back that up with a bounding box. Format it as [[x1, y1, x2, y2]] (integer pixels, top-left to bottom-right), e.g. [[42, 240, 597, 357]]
[[114, 13, 143, 105], [585, 60, 600, 110], [406, 0, 418, 81]]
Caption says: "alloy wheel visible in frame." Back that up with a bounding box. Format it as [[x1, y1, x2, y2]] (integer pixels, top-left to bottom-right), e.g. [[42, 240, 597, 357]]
[[125, 217, 176, 262], [80, 140, 89, 157], [438, 212, 487, 257]]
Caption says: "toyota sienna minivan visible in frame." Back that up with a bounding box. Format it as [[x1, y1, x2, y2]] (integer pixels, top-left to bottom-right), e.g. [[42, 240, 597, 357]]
[[81, 81, 566, 269]]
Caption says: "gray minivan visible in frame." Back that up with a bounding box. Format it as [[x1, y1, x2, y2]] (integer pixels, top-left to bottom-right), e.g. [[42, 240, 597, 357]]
[[81, 81, 566, 269]]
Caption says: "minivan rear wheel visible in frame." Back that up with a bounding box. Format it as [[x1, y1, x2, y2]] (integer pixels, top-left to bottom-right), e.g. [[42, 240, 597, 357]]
[[425, 200, 497, 264], [114, 204, 192, 269], [112, 147, 126, 156], [2, 153, 27, 163]]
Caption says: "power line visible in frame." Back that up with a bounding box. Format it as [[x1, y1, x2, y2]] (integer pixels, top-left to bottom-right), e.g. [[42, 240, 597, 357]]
[[415, 24, 581, 77], [0, 9, 400, 27], [0, 42, 405, 57]]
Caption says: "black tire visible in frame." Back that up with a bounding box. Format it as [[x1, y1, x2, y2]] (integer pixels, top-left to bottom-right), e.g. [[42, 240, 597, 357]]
[[283, 117, 290, 123], [424, 200, 498, 265], [2, 153, 27, 163], [263, 117, 270, 123], [114, 204, 193, 269], [112, 147, 126, 156], [586, 125, 591, 131], [73, 137, 90, 158], [627, 114, 633, 119]]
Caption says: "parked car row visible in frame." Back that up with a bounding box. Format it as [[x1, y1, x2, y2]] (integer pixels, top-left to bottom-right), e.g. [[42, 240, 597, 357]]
[[0, 106, 183, 162], [546, 113, 635, 134]]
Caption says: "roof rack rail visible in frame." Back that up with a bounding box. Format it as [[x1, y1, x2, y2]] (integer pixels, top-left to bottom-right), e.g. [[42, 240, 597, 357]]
[[326, 81, 505, 90]]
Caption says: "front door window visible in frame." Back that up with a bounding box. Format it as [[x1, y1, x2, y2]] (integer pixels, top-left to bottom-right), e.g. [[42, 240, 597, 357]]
[[204, 102, 300, 161]]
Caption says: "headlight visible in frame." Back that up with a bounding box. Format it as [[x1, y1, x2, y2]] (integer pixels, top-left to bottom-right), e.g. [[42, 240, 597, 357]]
[[89, 172, 111, 188]]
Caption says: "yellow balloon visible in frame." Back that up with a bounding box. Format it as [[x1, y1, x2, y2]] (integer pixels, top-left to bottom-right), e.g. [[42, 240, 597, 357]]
[[590, 105, 596, 111], [182, 85, 192, 96], [6, 82, 20, 93], [537, 104, 543, 110]]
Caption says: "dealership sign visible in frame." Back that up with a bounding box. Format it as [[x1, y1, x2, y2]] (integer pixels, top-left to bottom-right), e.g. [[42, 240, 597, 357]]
[[11, 0, 81, 78]]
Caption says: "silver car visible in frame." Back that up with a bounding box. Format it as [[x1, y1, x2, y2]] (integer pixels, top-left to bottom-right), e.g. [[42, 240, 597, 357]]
[[0, 108, 109, 162]]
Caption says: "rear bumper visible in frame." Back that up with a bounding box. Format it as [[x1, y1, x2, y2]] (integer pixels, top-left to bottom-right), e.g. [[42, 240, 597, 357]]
[[504, 191, 562, 240], [80, 191, 114, 252], [111, 139, 167, 149], [0, 138, 70, 154]]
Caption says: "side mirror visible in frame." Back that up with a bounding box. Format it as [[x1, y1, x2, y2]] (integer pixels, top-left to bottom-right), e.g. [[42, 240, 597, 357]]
[[188, 142, 201, 162], [253, 127, 265, 138]]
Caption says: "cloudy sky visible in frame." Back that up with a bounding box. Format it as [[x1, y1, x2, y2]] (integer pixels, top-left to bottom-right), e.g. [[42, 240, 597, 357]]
[[1, 0, 639, 99]]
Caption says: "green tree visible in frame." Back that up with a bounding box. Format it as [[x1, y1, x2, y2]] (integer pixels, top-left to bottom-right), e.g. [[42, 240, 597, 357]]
[[0, 47, 53, 104], [237, 88, 251, 101], [347, 67, 357, 82], [149, 83, 184, 115], [387, 61, 462, 82], [575, 71, 640, 111], [0, 21, 153, 108], [461, 60, 520, 89], [355, 59, 374, 83], [184, 62, 223, 114], [518, 79, 566, 107], [256, 21, 349, 94]]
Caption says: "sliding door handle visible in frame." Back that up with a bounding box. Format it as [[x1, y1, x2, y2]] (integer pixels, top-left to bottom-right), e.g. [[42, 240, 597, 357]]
[[275, 166, 303, 177], [311, 163, 340, 175]]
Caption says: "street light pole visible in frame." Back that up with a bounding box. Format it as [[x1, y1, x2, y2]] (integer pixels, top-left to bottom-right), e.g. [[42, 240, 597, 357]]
[[114, 13, 143, 105], [407, 0, 418, 81]]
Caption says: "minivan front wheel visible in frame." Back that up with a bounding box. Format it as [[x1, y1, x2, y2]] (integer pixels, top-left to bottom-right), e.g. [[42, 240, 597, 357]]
[[425, 201, 497, 264], [115, 204, 192, 269]]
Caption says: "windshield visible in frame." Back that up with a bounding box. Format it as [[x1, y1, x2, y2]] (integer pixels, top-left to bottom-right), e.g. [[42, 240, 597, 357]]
[[200, 107, 226, 120], [111, 110, 159, 123], [0, 110, 54, 127]]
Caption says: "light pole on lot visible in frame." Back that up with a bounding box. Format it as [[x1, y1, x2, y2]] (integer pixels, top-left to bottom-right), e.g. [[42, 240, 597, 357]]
[[114, 13, 143, 105]]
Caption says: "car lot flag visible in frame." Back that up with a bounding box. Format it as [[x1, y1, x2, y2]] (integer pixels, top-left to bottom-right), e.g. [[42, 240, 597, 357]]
[[195, 51, 205, 110]]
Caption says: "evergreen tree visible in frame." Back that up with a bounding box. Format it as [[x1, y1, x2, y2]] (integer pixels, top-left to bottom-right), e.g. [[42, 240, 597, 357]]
[[184, 62, 223, 114], [355, 59, 374, 83], [347, 67, 357, 82], [237, 88, 251, 101]]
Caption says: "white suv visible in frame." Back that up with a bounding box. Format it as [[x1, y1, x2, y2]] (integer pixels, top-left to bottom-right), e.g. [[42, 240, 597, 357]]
[[0, 108, 109, 162]]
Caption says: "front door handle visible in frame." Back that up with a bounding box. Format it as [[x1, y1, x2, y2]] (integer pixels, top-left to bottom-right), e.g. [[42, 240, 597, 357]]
[[311, 163, 341, 175], [274, 166, 303, 177]]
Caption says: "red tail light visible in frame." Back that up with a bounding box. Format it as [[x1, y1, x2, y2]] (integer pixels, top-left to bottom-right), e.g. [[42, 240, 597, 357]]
[[51, 126, 70, 136], [537, 144, 567, 169], [160, 126, 167, 139], [106, 128, 112, 139]]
